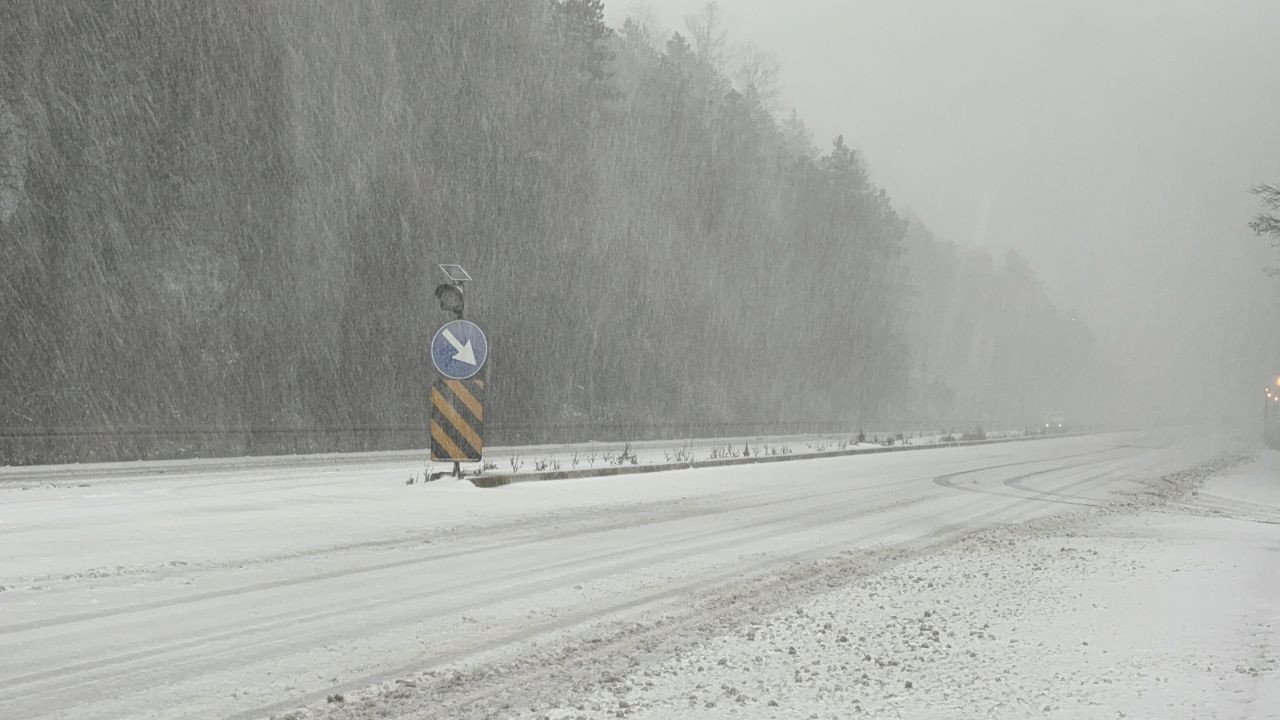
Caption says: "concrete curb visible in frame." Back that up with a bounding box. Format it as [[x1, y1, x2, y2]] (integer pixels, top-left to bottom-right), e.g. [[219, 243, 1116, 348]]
[[468, 433, 1083, 488]]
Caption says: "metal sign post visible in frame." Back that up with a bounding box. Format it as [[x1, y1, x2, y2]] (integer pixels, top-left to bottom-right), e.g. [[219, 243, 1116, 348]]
[[428, 265, 488, 479], [1268, 378, 1280, 449]]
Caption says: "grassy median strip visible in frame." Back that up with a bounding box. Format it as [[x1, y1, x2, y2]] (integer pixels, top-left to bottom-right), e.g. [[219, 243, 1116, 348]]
[[469, 434, 1080, 488]]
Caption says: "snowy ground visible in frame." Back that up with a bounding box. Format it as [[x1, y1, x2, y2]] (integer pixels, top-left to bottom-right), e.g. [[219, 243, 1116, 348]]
[[502, 451, 1280, 720], [0, 431, 1274, 719]]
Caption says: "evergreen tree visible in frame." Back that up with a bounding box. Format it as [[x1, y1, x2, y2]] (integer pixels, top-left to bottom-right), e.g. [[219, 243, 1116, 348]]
[[1251, 184, 1280, 277]]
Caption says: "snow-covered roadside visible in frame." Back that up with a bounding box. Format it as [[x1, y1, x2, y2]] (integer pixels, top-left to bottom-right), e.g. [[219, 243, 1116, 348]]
[[509, 450, 1280, 720], [430, 431, 1029, 484], [0, 430, 1020, 488]]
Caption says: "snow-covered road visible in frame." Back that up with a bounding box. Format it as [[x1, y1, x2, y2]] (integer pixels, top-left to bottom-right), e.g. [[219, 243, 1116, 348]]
[[0, 431, 1272, 719]]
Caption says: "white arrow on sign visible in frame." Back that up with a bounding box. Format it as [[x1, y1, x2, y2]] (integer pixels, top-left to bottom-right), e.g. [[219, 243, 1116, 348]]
[[441, 328, 477, 365]]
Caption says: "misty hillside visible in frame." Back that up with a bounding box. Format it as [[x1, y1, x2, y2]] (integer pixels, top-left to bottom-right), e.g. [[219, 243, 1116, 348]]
[[902, 220, 1100, 429], [0, 1, 1096, 463]]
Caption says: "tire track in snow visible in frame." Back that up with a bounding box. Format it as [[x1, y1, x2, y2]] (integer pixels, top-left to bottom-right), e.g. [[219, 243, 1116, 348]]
[[275, 450, 1165, 720], [0, 444, 1128, 634], [0, 441, 1153, 720], [228, 448, 1157, 720], [2, 486, 941, 713]]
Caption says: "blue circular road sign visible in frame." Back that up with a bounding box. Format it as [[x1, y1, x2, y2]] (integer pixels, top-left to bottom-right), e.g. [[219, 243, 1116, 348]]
[[430, 320, 488, 380]]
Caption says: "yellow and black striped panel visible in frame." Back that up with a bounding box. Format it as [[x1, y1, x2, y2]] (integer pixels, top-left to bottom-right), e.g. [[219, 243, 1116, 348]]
[[429, 378, 485, 461]]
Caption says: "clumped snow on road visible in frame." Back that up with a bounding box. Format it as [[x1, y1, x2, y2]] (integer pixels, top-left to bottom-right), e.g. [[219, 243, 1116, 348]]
[[501, 455, 1279, 720], [531, 529, 1274, 719], [546, 453, 1278, 720], [307, 449, 1278, 720]]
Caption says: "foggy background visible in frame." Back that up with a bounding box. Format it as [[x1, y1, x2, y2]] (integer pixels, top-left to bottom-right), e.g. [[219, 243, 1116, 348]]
[[2, 1, 1278, 464], [613, 0, 1280, 427]]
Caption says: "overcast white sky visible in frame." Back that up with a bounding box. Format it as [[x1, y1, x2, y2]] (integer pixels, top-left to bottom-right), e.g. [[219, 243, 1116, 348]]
[[606, 0, 1280, 416]]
